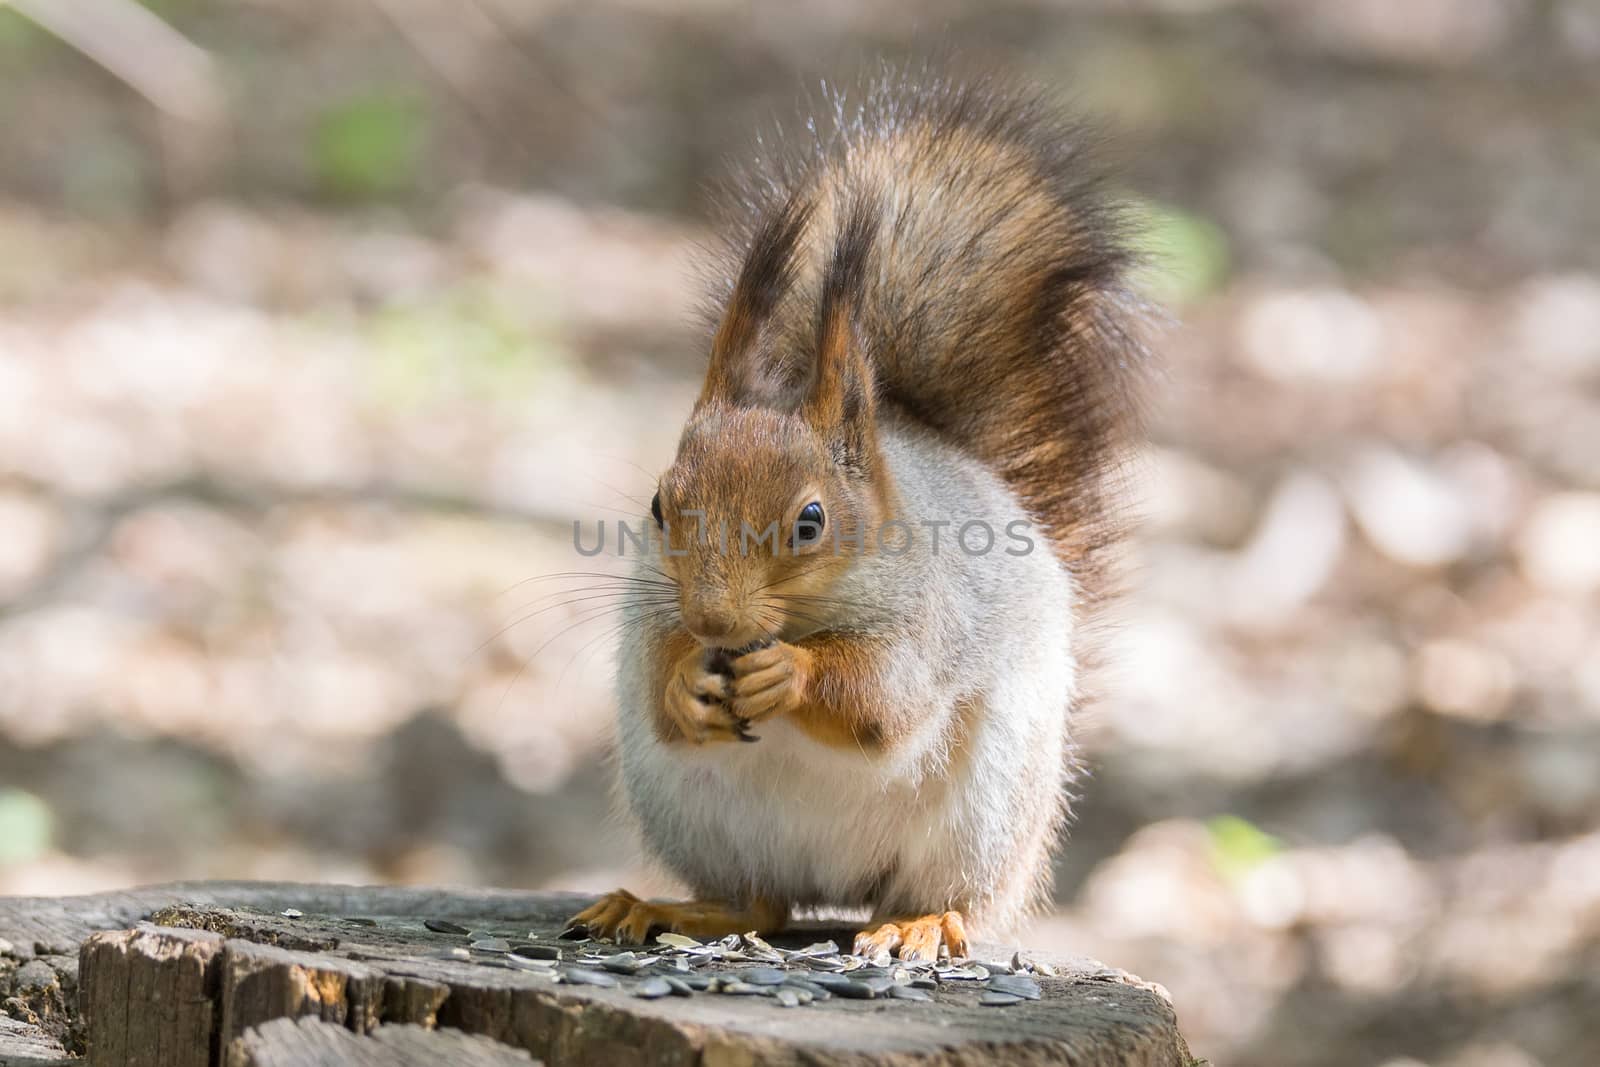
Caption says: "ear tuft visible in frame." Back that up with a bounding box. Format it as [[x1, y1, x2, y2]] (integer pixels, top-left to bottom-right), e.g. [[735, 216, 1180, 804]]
[[700, 194, 812, 406], [805, 194, 880, 474]]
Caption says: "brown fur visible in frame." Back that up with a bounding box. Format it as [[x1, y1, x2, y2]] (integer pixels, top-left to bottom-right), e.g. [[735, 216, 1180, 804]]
[[654, 73, 1146, 742], [705, 72, 1150, 610], [780, 631, 909, 751]]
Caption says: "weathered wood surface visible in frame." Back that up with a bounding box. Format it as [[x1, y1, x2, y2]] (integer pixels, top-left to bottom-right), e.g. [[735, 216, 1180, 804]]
[[226, 1017, 537, 1067], [1, 882, 1195, 1066], [0, 1015, 70, 1066]]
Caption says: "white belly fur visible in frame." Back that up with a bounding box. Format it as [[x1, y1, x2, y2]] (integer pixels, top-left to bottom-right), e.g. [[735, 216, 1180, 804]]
[[615, 590, 1073, 930]]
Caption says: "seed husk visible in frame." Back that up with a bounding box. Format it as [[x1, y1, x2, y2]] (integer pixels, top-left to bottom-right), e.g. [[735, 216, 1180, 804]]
[[506, 957, 557, 973], [740, 933, 785, 961], [803, 955, 847, 972], [425, 919, 471, 936], [774, 988, 804, 1008], [787, 940, 840, 960], [664, 977, 695, 997], [510, 944, 561, 961], [987, 974, 1042, 1000], [980, 991, 1023, 1007], [656, 932, 703, 950], [471, 939, 512, 954]]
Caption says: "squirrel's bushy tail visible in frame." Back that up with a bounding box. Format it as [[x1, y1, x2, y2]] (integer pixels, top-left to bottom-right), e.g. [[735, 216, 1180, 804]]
[[707, 71, 1152, 602]]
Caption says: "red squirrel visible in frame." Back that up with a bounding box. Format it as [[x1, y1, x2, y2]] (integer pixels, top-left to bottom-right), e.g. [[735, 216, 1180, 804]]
[[569, 71, 1150, 960]]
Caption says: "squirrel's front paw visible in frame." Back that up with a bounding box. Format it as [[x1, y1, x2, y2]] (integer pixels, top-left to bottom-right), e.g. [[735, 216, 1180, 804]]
[[727, 641, 811, 724], [664, 645, 742, 744]]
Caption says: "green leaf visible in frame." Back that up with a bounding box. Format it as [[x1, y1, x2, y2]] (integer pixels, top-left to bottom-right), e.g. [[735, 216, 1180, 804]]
[[311, 91, 429, 201], [1205, 814, 1281, 879], [0, 789, 54, 866], [1133, 200, 1231, 306]]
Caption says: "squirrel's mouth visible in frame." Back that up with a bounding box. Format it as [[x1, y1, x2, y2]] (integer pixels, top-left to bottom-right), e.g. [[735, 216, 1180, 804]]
[[686, 628, 769, 652]]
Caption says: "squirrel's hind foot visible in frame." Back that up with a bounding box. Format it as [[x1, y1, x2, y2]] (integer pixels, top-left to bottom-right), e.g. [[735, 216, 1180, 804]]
[[564, 889, 788, 945], [853, 910, 969, 962]]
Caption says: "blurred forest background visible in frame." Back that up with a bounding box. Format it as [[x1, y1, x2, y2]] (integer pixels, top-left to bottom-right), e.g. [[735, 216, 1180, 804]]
[[1, 1, 1598, 1065]]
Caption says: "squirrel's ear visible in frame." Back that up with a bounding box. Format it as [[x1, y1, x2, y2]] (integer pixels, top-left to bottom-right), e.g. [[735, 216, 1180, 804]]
[[803, 198, 879, 475], [699, 196, 811, 408]]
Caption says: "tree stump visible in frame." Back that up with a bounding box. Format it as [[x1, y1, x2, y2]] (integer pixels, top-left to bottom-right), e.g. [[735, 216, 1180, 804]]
[[0, 882, 1196, 1066]]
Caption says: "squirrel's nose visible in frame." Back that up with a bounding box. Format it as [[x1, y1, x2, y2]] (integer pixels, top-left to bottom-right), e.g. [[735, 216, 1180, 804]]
[[683, 602, 738, 642]]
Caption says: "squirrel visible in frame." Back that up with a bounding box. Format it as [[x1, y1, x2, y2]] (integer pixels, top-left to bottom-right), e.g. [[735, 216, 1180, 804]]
[[568, 70, 1150, 961]]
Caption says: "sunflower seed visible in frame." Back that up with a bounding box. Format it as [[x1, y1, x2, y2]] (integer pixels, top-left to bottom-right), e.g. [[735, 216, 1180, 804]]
[[889, 984, 933, 1002], [560, 967, 618, 988], [742, 967, 789, 986], [830, 980, 880, 1000], [677, 973, 712, 990], [774, 988, 804, 1008], [987, 974, 1042, 1000], [598, 952, 643, 974], [558, 925, 590, 941], [635, 976, 673, 999], [471, 939, 512, 954], [782, 978, 832, 1001], [509, 944, 561, 961], [342, 917, 378, 927], [663, 977, 694, 997], [425, 919, 471, 936], [801, 972, 856, 992], [980, 991, 1023, 1007], [428, 947, 470, 961], [280, 909, 303, 919], [1010, 952, 1030, 973], [911, 977, 938, 989], [715, 980, 769, 996]]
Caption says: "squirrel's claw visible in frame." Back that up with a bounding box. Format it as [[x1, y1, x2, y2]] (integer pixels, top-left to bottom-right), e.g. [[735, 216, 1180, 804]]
[[853, 911, 969, 963], [664, 648, 743, 743], [726, 641, 810, 723], [566, 890, 788, 944]]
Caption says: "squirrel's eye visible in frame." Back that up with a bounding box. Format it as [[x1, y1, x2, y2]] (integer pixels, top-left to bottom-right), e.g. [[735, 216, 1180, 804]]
[[650, 491, 664, 529], [793, 501, 825, 547]]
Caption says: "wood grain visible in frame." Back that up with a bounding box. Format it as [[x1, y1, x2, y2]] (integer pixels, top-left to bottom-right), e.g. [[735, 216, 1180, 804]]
[[2, 883, 1195, 1066]]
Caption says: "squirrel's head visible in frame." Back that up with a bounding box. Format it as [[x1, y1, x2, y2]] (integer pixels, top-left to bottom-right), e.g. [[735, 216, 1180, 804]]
[[653, 195, 886, 648]]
